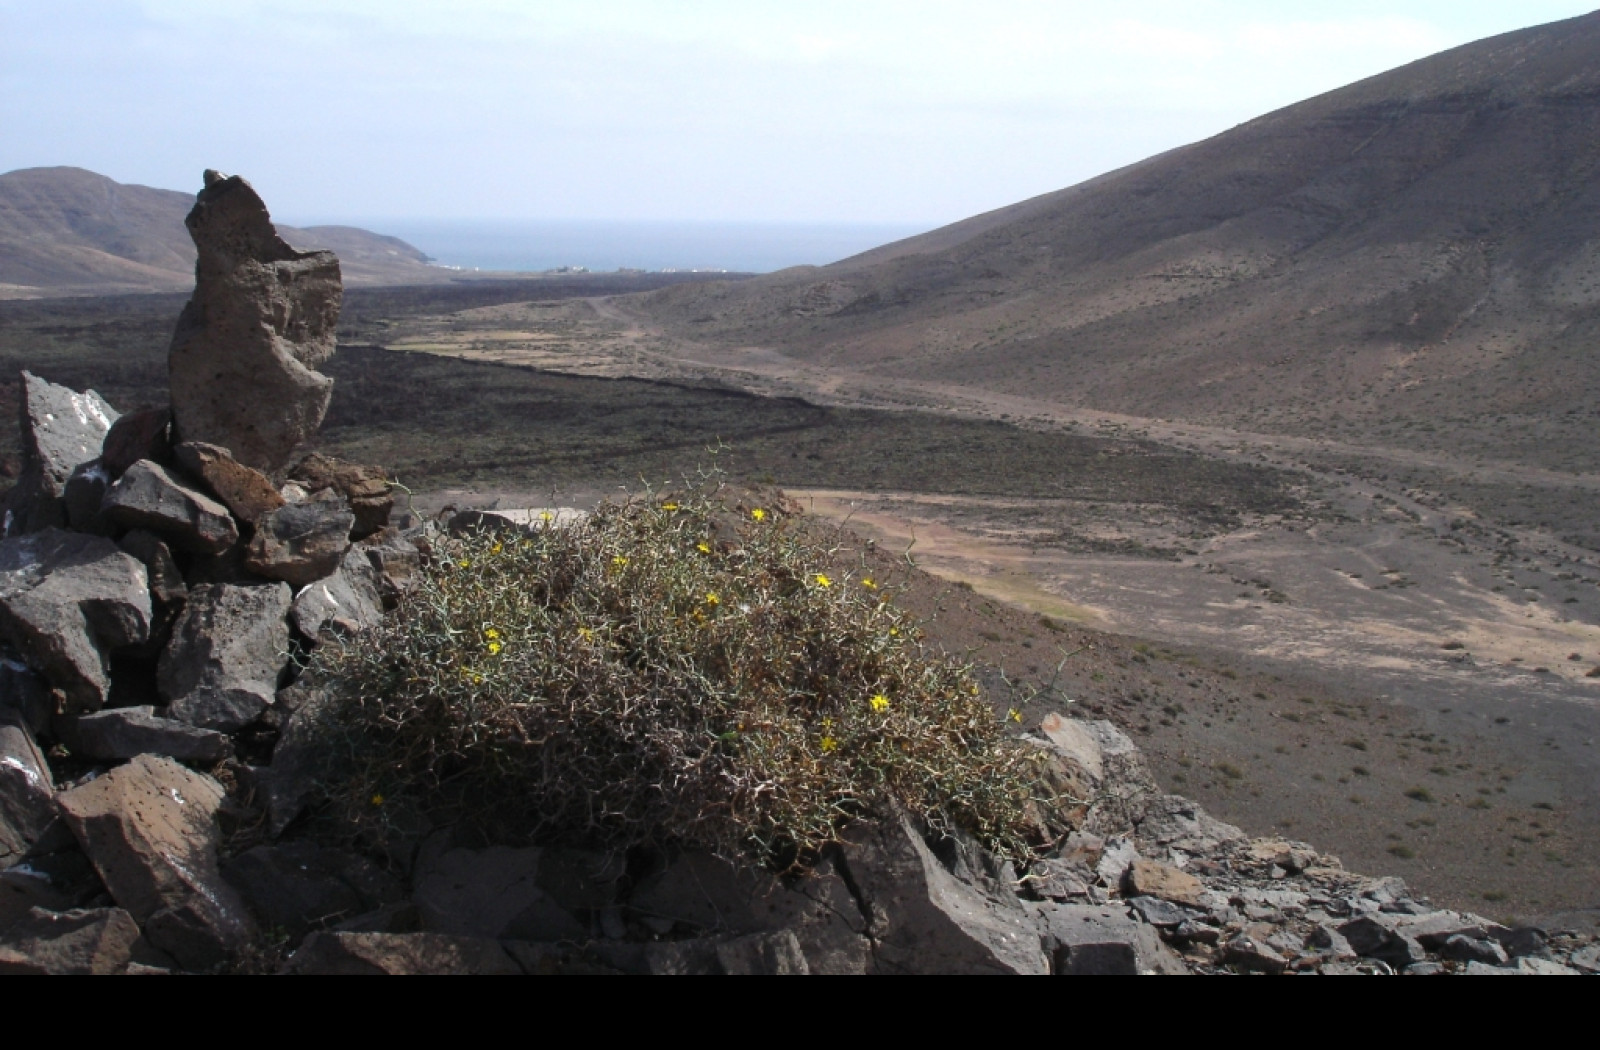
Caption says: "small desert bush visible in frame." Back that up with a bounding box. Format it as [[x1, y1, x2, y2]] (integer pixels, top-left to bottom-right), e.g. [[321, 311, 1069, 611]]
[[312, 480, 1049, 870]]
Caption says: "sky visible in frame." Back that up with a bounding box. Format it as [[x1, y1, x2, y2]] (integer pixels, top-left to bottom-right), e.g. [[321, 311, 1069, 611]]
[[2, 1, 1596, 226]]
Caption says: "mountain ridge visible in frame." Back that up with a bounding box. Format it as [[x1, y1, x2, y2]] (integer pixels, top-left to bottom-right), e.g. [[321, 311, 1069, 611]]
[[629, 10, 1600, 473], [0, 166, 445, 297]]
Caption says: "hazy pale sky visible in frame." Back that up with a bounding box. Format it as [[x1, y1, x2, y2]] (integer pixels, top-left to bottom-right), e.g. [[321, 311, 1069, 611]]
[[2, 1, 1594, 225]]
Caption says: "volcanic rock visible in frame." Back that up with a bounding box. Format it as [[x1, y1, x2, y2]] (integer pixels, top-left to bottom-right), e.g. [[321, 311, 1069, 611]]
[[55, 753, 254, 968], [287, 453, 393, 538], [65, 705, 230, 764], [0, 529, 150, 712], [0, 710, 54, 864], [839, 810, 1048, 975], [100, 408, 172, 479], [116, 529, 186, 609], [166, 171, 341, 473], [173, 441, 283, 525], [1124, 857, 1206, 906], [289, 544, 383, 642], [412, 846, 587, 942], [0, 906, 142, 974], [282, 930, 521, 975], [0, 658, 52, 735], [2, 373, 118, 536], [1036, 901, 1187, 975], [222, 843, 404, 940], [245, 500, 354, 588], [157, 582, 291, 731], [102, 460, 239, 555], [358, 528, 422, 608]]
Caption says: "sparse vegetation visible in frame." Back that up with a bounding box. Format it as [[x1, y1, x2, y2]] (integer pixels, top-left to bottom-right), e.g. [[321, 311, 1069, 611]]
[[308, 477, 1055, 870]]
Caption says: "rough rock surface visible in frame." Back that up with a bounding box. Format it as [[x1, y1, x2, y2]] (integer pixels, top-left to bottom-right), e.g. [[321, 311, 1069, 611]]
[[173, 441, 284, 525], [245, 501, 354, 588], [166, 171, 341, 474], [0, 710, 54, 864], [0, 658, 52, 735], [287, 453, 392, 538], [65, 706, 230, 764], [55, 754, 254, 968], [116, 530, 186, 609], [100, 408, 172, 480], [289, 545, 384, 641], [359, 527, 422, 608], [841, 810, 1049, 975], [0, 906, 143, 974], [0, 529, 150, 712], [282, 930, 521, 975], [413, 846, 589, 942], [222, 843, 403, 939], [2, 372, 118, 536], [157, 582, 291, 731], [102, 460, 238, 555]]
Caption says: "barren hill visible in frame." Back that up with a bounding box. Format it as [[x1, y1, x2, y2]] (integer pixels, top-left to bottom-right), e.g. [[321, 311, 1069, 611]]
[[0, 167, 443, 297], [631, 11, 1600, 473]]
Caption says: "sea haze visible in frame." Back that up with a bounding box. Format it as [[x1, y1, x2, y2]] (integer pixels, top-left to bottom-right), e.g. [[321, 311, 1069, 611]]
[[339, 220, 930, 274]]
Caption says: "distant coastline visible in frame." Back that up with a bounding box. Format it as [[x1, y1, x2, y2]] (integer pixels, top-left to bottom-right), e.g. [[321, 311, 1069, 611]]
[[308, 219, 931, 275]]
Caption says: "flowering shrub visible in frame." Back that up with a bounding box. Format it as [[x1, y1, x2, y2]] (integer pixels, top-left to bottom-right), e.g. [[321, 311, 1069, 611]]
[[313, 480, 1051, 870]]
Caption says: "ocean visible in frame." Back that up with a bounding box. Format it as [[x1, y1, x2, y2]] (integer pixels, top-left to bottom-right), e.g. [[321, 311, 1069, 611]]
[[362, 220, 932, 275]]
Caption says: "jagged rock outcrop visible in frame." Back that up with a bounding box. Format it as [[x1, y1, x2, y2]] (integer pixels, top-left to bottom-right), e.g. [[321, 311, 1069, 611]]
[[245, 501, 354, 588], [55, 754, 254, 968], [0, 530, 150, 713], [166, 171, 341, 474], [173, 442, 284, 525], [158, 583, 292, 732], [0, 907, 144, 974], [2, 373, 118, 536], [102, 460, 239, 555], [64, 706, 230, 764], [0, 711, 54, 864], [286, 454, 393, 538]]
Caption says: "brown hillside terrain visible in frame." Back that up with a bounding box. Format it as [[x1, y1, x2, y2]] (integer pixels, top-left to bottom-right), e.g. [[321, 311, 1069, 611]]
[[629, 11, 1600, 474], [0, 167, 446, 296]]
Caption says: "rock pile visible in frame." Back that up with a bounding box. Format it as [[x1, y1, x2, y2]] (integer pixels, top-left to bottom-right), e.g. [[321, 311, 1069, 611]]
[[0, 173, 1592, 974]]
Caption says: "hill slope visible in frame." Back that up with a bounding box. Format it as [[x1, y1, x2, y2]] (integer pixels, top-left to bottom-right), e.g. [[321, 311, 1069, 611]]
[[633, 12, 1600, 472], [0, 167, 443, 296]]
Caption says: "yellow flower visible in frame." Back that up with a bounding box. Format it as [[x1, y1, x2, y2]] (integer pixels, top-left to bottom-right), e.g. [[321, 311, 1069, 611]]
[[490, 541, 503, 554], [820, 736, 838, 753], [751, 508, 766, 521], [705, 592, 720, 606], [870, 694, 890, 712], [662, 502, 679, 511], [889, 627, 899, 637], [578, 627, 593, 640], [814, 574, 832, 588], [370, 794, 384, 806], [487, 641, 502, 655], [485, 628, 500, 639], [458, 559, 471, 568], [1008, 708, 1023, 724], [697, 542, 711, 554], [611, 555, 628, 568], [540, 511, 554, 522], [861, 578, 876, 590]]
